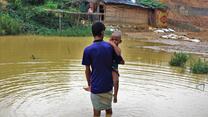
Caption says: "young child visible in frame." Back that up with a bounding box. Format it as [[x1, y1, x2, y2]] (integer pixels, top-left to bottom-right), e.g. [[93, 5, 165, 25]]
[[84, 31, 124, 103], [109, 31, 125, 103]]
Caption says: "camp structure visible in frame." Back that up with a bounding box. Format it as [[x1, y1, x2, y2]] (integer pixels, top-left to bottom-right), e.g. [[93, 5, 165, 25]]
[[89, 0, 168, 29], [99, 0, 150, 29], [66, 0, 168, 29]]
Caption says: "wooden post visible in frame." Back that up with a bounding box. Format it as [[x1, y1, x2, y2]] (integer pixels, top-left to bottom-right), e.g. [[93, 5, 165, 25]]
[[59, 12, 62, 31], [77, 14, 80, 26]]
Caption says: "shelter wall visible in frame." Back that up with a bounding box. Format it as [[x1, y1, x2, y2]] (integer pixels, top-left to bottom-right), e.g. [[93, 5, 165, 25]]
[[104, 4, 149, 27]]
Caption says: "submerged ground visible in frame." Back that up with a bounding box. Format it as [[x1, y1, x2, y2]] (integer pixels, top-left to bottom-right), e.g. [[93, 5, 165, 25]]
[[0, 36, 208, 117]]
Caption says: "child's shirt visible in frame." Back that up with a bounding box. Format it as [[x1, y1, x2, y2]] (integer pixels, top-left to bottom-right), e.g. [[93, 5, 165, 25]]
[[112, 55, 123, 71]]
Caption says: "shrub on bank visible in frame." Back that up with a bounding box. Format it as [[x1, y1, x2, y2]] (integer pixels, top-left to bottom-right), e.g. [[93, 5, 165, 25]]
[[0, 13, 22, 35], [1, 0, 110, 36], [169, 52, 189, 67], [190, 59, 208, 74]]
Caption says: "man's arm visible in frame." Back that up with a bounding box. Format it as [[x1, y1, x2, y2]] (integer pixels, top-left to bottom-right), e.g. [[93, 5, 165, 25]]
[[85, 65, 91, 87], [109, 41, 121, 56], [109, 41, 125, 64]]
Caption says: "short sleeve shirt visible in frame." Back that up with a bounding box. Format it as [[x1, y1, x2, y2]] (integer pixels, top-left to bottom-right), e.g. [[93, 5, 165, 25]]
[[82, 40, 114, 94]]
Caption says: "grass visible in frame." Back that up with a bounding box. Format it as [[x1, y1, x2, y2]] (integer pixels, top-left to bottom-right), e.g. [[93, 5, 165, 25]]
[[190, 59, 208, 74], [169, 52, 190, 67]]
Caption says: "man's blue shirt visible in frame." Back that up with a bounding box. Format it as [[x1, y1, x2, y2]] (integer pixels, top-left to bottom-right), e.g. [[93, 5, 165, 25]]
[[82, 40, 114, 94]]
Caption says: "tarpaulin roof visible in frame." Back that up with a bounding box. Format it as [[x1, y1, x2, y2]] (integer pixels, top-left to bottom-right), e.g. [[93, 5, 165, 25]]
[[103, 0, 149, 8]]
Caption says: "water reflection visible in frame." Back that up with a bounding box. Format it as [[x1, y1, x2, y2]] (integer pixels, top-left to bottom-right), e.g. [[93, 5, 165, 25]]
[[0, 36, 208, 117]]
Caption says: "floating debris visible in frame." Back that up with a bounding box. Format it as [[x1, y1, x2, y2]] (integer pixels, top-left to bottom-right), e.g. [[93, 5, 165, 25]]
[[161, 34, 178, 39], [154, 28, 175, 33], [161, 34, 200, 43], [189, 39, 200, 43], [167, 28, 175, 32], [154, 29, 165, 33]]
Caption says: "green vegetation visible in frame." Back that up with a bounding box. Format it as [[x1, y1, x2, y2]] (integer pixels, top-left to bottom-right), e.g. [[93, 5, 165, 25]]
[[190, 59, 208, 74], [2, 0, 166, 36], [0, 0, 92, 36], [169, 52, 208, 74], [169, 52, 190, 67], [44, 1, 58, 9], [0, 13, 22, 35], [136, 0, 167, 9]]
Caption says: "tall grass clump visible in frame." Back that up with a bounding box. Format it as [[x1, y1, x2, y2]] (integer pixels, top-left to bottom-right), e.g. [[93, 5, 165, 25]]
[[190, 59, 208, 74], [169, 52, 190, 67]]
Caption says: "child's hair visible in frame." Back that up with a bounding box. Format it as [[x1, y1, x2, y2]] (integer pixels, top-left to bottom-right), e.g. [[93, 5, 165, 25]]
[[111, 31, 122, 39]]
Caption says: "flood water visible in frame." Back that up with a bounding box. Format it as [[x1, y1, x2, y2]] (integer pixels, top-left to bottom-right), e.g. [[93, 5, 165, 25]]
[[0, 36, 208, 117]]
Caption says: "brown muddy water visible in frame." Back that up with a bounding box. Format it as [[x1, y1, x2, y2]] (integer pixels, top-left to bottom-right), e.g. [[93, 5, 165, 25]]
[[0, 36, 208, 117]]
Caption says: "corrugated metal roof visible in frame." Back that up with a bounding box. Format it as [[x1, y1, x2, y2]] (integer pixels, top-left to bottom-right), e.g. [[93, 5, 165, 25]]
[[103, 0, 149, 8]]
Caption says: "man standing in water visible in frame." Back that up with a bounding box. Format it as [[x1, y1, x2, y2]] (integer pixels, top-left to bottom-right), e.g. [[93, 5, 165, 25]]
[[82, 22, 119, 117]]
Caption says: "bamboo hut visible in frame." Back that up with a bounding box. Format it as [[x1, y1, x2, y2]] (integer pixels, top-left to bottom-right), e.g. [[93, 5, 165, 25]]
[[99, 0, 151, 29]]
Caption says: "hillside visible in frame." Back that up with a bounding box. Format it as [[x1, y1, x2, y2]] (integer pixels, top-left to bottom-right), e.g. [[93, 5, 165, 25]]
[[163, 0, 208, 31]]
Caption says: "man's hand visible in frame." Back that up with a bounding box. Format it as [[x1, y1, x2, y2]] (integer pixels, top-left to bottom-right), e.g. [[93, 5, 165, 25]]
[[108, 40, 116, 47], [83, 86, 91, 92]]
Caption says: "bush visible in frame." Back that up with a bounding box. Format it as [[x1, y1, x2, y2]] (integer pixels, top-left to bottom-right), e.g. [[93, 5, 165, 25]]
[[0, 13, 22, 35], [169, 52, 190, 67], [44, 1, 58, 9], [190, 59, 208, 74]]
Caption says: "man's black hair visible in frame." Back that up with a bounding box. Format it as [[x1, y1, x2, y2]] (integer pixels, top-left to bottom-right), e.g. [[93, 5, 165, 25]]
[[92, 22, 106, 37]]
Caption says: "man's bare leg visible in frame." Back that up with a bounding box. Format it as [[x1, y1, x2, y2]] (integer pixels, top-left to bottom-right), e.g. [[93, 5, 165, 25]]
[[93, 109, 101, 117], [106, 108, 112, 117]]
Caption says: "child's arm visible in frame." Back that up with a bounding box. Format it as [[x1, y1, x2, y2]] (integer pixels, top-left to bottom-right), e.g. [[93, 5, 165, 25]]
[[109, 41, 121, 56]]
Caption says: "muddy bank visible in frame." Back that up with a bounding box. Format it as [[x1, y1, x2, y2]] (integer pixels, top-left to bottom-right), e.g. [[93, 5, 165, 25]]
[[124, 31, 208, 57]]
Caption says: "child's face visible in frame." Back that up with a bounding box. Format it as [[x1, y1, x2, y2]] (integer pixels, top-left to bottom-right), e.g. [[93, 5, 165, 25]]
[[111, 36, 122, 46]]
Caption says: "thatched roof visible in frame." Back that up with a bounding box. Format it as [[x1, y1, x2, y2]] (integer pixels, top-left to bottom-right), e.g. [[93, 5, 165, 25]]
[[103, 0, 149, 8]]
